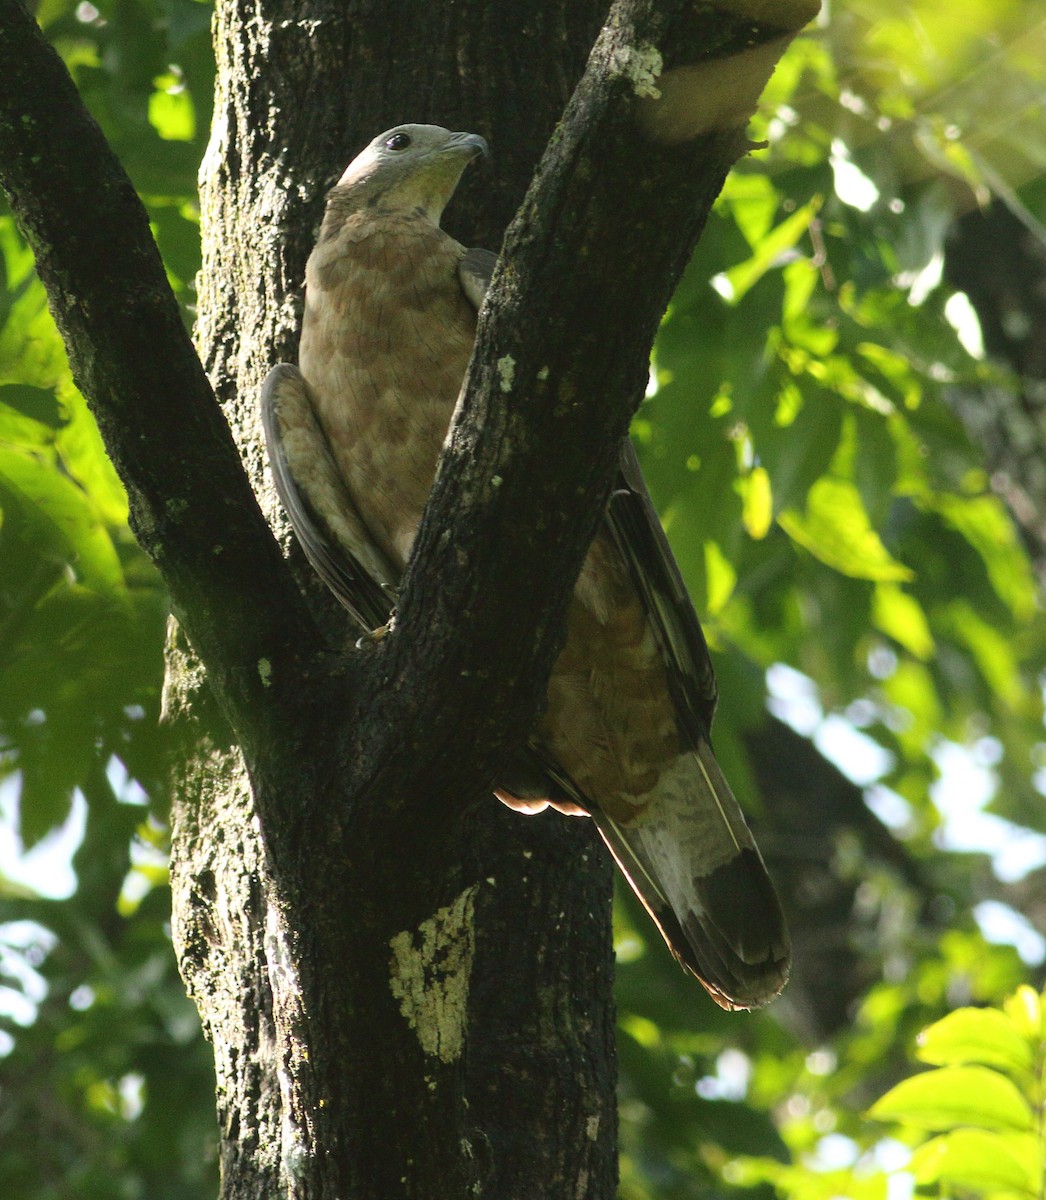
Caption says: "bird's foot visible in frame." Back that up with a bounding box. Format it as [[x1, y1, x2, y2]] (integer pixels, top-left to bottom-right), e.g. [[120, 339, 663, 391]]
[[355, 609, 397, 648]]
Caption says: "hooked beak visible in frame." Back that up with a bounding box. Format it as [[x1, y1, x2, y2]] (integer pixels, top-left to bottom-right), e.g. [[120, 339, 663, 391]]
[[444, 131, 490, 161]]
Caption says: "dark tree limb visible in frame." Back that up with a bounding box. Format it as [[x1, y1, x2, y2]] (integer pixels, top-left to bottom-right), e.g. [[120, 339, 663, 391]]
[[344, 0, 821, 823], [0, 0, 322, 760], [0, 0, 816, 821], [0, 0, 820, 1195], [745, 714, 928, 1038]]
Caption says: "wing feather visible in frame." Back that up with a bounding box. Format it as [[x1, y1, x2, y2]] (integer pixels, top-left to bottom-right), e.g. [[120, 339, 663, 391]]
[[605, 442, 718, 746], [457, 247, 497, 310], [261, 363, 398, 631]]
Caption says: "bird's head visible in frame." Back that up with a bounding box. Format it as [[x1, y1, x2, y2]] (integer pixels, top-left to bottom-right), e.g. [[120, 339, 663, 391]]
[[329, 124, 489, 224]]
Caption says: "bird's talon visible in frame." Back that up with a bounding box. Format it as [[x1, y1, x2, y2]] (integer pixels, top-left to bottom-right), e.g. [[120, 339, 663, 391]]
[[355, 610, 396, 648]]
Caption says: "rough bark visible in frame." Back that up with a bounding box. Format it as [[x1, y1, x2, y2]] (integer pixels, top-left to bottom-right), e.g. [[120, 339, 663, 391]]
[[184, 3, 621, 1195], [0, 0, 817, 1195]]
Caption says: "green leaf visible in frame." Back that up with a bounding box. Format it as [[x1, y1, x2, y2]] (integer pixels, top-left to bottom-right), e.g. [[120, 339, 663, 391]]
[[0, 444, 124, 592], [720, 171, 781, 247], [749, 379, 844, 512], [719, 197, 822, 303], [941, 599, 1023, 711], [740, 465, 773, 539], [726, 1157, 889, 1200], [916, 1007, 1034, 1075], [17, 742, 82, 849], [931, 493, 1037, 622], [0, 269, 69, 389], [1004, 987, 1043, 1041], [52, 381, 129, 526], [872, 583, 935, 660], [703, 540, 737, 614], [883, 660, 943, 753], [778, 477, 914, 581], [148, 72, 196, 142], [0, 383, 66, 431], [869, 1065, 1034, 1132], [910, 1129, 1039, 1196]]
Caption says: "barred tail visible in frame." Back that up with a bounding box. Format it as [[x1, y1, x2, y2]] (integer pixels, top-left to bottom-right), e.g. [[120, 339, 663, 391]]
[[592, 740, 789, 1010]]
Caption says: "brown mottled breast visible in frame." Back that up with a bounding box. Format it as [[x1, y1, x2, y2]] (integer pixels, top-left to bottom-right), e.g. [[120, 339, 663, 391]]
[[299, 211, 476, 570], [299, 207, 683, 831]]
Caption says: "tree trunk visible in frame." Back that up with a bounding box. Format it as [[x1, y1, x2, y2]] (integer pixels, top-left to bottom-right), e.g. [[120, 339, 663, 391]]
[[174, 2, 619, 1196], [0, 0, 816, 1193]]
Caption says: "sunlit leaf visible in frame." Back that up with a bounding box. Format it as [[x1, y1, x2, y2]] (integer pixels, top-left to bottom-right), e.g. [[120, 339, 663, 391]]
[[719, 171, 781, 247], [0, 272, 69, 389], [703, 539, 736, 614], [718, 197, 822, 304], [0, 444, 123, 592], [740, 465, 773, 539], [725, 1155, 889, 1200], [53, 381, 129, 526], [910, 1129, 1039, 1195], [779, 477, 913, 581], [872, 583, 934, 660], [869, 1065, 1034, 1132], [1004, 987, 1043, 1041], [148, 72, 196, 142], [915, 1007, 1033, 1074]]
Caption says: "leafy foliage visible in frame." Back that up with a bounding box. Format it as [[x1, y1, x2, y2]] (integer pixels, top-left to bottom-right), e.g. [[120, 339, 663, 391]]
[[1, 1, 1045, 1197], [0, 0, 212, 844], [640, 1, 1045, 834], [865, 985, 1046, 1198], [0, 0, 217, 1193], [622, 3, 1046, 1195]]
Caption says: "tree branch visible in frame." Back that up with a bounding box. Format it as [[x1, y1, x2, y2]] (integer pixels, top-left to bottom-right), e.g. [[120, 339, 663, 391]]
[[0, 1, 820, 1192], [0, 0, 322, 756], [0, 0, 818, 815], [0, 0, 817, 801], [349, 0, 820, 815]]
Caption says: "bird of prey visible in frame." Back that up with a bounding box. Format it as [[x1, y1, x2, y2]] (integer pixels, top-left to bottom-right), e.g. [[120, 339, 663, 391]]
[[261, 124, 789, 1009]]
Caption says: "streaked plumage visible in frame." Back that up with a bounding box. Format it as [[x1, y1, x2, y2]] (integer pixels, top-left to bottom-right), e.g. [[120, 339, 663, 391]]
[[262, 124, 789, 1008]]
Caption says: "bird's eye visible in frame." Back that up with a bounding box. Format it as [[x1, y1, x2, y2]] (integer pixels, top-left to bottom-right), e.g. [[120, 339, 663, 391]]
[[385, 132, 412, 151]]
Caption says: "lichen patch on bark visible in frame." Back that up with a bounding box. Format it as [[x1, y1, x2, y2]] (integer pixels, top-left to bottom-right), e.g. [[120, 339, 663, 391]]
[[608, 42, 663, 99], [388, 885, 477, 1063], [496, 354, 516, 392]]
